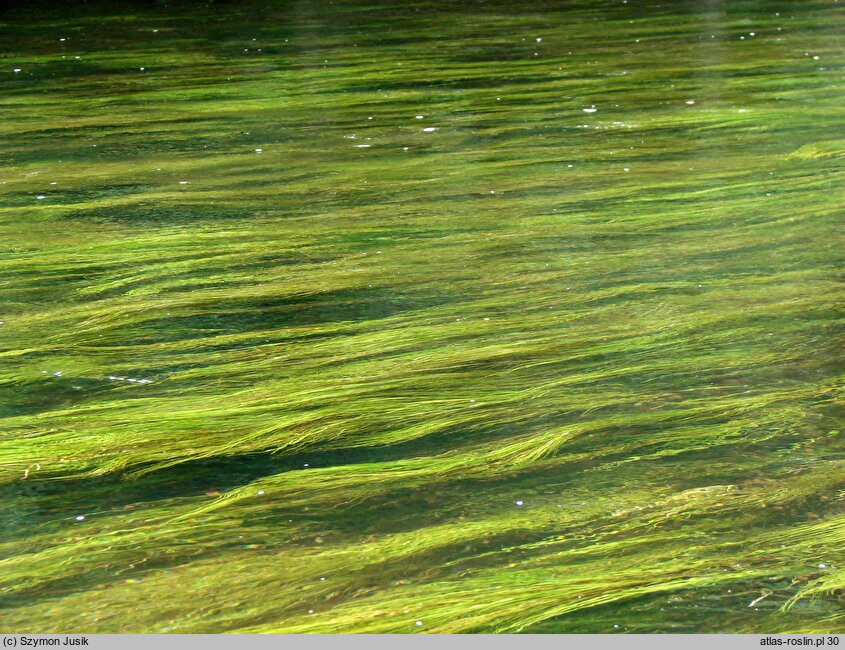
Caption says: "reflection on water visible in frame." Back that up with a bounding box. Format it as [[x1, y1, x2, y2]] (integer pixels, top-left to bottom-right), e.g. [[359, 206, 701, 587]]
[[0, 0, 843, 634]]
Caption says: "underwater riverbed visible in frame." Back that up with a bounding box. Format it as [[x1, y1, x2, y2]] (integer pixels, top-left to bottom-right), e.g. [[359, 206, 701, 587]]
[[1, 0, 844, 634]]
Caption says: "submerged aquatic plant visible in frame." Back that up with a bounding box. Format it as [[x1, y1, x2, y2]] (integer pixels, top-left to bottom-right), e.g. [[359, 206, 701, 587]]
[[0, 0, 843, 634]]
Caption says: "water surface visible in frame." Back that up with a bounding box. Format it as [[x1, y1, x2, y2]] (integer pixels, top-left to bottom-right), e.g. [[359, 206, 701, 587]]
[[1, 0, 844, 633]]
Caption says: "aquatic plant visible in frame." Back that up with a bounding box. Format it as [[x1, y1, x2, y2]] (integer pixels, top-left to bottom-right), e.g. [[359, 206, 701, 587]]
[[0, 0, 842, 633]]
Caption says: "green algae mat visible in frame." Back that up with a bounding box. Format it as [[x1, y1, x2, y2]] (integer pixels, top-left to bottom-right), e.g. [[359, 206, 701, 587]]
[[1, 0, 844, 634]]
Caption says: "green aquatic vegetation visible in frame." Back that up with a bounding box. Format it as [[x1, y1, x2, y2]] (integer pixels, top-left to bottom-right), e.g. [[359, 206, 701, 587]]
[[1, 0, 843, 634]]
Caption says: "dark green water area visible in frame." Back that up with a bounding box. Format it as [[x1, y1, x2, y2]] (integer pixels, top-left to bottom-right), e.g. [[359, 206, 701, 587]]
[[1, 0, 843, 633]]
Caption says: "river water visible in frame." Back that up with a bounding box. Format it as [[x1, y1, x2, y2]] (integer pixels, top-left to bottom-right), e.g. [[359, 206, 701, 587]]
[[1, 0, 843, 633]]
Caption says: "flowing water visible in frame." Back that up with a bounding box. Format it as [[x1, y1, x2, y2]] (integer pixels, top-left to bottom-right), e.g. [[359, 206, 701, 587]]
[[1, 0, 844, 634]]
